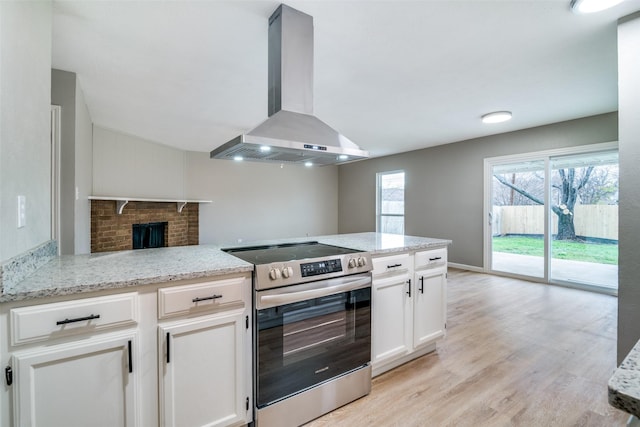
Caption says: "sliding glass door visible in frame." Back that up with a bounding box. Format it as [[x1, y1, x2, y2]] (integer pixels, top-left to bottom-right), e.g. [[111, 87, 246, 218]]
[[485, 144, 618, 294], [549, 152, 618, 290], [491, 160, 546, 279]]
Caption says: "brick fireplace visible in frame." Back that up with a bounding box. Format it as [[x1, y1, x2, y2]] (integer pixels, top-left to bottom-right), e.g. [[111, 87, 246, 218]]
[[91, 200, 199, 253]]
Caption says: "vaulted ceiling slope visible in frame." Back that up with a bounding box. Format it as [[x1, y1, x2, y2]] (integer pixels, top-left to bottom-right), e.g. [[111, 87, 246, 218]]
[[52, 0, 640, 158]]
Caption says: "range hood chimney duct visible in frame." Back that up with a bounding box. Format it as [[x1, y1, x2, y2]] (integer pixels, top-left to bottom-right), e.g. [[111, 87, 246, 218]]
[[210, 4, 368, 166]]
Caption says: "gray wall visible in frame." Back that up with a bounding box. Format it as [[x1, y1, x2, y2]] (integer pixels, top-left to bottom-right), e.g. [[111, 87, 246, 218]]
[[92, 127, 340, 247], [74, 79, 93, 254], [338, 112, 618, 268], [51, 69, 93, 255], [617, 12, 640, 364], [186, 152, 339, 246], [93, 126, 186, 199], [51, 70, 76, 255], [0, 1, 52, 262]]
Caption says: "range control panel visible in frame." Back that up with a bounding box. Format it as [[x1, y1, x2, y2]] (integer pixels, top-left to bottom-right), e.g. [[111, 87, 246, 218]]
[[254, 253, 372, 290], [300, 259, 343, 277]]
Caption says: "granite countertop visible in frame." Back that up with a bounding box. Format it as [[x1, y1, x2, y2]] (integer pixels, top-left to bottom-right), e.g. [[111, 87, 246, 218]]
[[0, 232, 450, 303], [609, 339, 640, 418]]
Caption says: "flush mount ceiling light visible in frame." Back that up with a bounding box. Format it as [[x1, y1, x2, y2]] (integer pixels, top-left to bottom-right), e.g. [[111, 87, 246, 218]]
[[570, 0, 625, 13], [481, 111, 512, 124]]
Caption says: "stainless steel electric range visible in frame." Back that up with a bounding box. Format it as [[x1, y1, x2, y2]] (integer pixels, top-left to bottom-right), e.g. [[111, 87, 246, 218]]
[[224, 241, 373, 427]]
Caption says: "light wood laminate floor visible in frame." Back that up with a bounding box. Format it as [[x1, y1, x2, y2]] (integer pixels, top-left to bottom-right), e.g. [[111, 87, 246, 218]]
[[306, 268, 628, 426]]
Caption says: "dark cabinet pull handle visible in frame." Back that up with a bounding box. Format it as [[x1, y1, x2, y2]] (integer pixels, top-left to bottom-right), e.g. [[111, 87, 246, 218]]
[[429, 257, 442, 261], [192, 294, 223, 303], [387, 263, 402, 269], [56, 314, 100, 325], [127, 340, 133, 373], [166, 332, 171, 364], [419, 276, 424, 294], [406, 279, 412, 297], [5, 366, 12, 386]]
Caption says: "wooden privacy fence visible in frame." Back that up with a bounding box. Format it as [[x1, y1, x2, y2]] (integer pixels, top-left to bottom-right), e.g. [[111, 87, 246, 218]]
[[492, 205, 618, 240]]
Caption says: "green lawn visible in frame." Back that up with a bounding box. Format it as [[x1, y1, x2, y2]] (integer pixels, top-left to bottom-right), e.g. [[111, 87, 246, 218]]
[[492, 236, 618, 265]]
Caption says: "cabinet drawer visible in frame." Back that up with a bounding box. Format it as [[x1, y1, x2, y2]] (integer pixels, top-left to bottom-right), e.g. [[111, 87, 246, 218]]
[[372, 253, 412, 276], [10, 293, 138, 346], [158, 277, 245, 319], [414, 248, 448, 270]]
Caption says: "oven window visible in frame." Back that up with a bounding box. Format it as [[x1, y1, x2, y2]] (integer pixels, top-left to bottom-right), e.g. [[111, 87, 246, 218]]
[[256, 287, 371, 408]]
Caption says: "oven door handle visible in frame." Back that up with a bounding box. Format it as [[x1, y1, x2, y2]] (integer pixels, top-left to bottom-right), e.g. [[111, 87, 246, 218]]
[[257, 275, 371, 309]]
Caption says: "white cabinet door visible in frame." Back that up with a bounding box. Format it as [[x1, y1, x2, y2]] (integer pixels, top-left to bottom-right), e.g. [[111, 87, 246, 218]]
[[413, 268, 446, 348], [371, 272, 412, 367], [158, 308, 247, 427], [11, 331, 139, 427]]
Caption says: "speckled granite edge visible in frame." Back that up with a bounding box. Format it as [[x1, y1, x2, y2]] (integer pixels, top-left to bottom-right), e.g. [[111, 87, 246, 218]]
[[0, 240, 57, 292], [0, 244, 255, 303], [609, 339, 640, 417], [0, 265, 254, 303]]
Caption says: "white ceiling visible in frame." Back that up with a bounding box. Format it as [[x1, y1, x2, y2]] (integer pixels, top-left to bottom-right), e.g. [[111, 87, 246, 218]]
[[52, 0, 640, 159]]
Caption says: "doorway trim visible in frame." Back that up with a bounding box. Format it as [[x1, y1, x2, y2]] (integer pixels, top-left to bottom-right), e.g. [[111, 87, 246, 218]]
[[51, 105, 61, 253]]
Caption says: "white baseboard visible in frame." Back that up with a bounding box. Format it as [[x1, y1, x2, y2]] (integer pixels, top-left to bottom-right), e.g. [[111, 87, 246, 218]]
[[447, 262, 485, 273]]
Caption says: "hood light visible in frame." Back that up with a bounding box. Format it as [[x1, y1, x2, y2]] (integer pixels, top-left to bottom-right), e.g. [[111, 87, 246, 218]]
[[338, 154, 349, 161], [233, 155, 243, 162], [304, 161, 313, 167], [570, 0, 625, 13], [481, 111, 512, 124], [260, 146, 271, 152]]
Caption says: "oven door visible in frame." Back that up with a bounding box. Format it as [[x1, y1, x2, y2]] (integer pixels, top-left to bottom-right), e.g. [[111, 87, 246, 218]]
[[255, 273, 371, 408]]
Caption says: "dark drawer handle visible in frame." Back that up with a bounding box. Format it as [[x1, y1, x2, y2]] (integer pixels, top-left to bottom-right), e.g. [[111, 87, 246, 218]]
[[56, 314, 100, 325], [429, 257, 442, 261], [387, 263, 402, 268], [192, 294, 223, 303]]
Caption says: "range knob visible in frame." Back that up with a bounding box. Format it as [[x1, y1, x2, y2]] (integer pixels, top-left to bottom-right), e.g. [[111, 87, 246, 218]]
[[282, 266, 294, 278], [357, 257, 368, 267], [348, 258, 358, 268], [269, 268, 282, 280]]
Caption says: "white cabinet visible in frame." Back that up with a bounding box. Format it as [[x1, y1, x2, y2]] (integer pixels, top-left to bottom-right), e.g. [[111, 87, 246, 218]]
[[371, 247, 447, 376], [413, 267, 446, 348], [413, 247, 447, 349], [157, 277, 251, 427], [11, 331, 139, 427], [10, 292, 138, 346], [371, 253, 412, 368], [5, 293, 141, 427], [1, 274, 252, 427]]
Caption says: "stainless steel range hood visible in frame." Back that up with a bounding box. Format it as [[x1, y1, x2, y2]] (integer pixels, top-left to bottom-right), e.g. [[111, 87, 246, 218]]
[[210, 4, 368, 166]]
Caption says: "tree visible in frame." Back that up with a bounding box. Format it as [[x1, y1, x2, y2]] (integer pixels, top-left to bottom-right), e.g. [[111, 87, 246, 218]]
[[577, 165, 618, 205], [494, 166, 594, 241]]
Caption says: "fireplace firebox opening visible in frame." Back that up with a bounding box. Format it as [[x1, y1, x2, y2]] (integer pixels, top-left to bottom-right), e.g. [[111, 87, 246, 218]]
[[132, 222, 168, 249]]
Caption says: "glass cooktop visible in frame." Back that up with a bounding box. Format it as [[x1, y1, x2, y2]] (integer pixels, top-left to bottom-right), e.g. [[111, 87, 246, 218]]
[[223, 241, 360, 265]]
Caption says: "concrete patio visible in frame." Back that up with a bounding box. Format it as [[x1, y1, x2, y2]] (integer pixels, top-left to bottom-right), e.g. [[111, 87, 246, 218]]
[[491, 251, 618, 290]]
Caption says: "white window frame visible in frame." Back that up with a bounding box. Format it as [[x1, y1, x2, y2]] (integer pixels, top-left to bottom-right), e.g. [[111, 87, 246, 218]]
[[376, 170, 405, 234]]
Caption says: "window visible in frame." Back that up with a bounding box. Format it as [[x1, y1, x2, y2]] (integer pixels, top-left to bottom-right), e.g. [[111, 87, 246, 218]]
[[377, 171, 405, 234]]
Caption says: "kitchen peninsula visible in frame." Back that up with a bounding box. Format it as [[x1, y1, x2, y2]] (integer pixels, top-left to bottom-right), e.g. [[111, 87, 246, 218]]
[[0, 232, 450, 302], [0, 232, 450, 427]]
